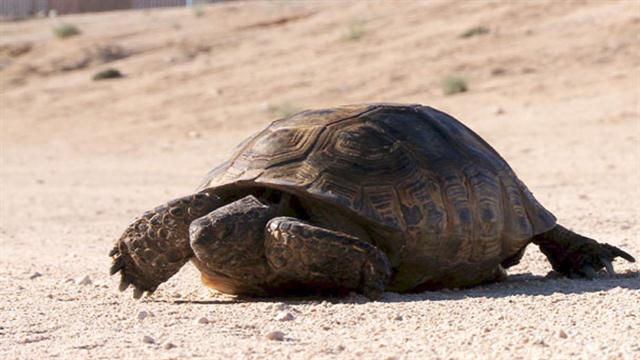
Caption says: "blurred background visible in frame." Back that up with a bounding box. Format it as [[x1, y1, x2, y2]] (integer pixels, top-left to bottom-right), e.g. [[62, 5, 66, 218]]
[[0, 1, 639, 359], [1, 0, 639, 242], [1, 0, 638, 266]]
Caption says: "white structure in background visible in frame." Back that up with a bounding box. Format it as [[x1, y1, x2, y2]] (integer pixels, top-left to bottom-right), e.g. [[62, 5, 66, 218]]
[[0, 0, 224, 18]]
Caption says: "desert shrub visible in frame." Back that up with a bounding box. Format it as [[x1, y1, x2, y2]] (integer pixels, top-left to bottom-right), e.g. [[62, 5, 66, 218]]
[[193, 5, 205, 17], [92, 68, 123, 81], [460, 26, 489, 39], [442, 75, 468, 95], [53, 23, 81, 39], [344, 21, 366, 41]]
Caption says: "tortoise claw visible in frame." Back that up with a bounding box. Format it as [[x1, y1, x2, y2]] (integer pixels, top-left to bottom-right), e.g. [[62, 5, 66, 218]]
[[109, 257, 125, 275], [119, 276, 131, 292], [108, 247, 119, 257], [601, 257, 615, 276], [610, 246, 635, 263], [133, 287, 144, 300]]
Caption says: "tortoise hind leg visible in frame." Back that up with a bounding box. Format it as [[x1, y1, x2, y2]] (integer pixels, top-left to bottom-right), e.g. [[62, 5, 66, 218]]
[[533, 224, 635, 278], [264, 217, 392, 300]]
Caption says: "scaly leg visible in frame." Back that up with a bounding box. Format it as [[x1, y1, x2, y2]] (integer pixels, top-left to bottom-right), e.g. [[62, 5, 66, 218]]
[[265, 217, 392, 299], [533, 224, 635, 278], [109, 192, 223, 298]]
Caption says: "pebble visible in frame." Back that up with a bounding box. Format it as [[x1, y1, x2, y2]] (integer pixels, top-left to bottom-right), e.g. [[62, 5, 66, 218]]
[[196, 317, 210, 324], [29, 272, 42, 279], [142, 335, 155, 344], [558, 330, 568, 339], [164, 342, 177, 350], [75, 275, 92, 286], [265, 331, 285, 341], [137, 311, 149, 321], [532, 338, 547, 347], [491, 67, 507, 76], [273, 302, 288, 311], [274, 311, 294, 321], [187, 130, 201, 139]]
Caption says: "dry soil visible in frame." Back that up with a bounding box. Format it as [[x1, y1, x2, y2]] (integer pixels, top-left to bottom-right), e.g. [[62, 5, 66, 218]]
[[1, 1, 639, 359]]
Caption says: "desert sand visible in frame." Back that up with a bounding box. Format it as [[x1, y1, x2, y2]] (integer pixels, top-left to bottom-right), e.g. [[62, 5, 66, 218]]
[[1, 1, 639, 359]]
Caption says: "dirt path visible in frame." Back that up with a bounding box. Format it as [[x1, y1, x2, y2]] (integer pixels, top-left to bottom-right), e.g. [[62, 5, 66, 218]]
[[1, 1, 639, 359]]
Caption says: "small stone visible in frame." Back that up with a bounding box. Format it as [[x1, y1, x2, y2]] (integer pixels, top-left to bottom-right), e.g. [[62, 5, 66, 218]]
[[187, 130, 201, 139], [558, 330, 568, 339], [393, 314, 403, 321], [142, 335, 155, 344], [274, 311, 294, 321], [265, 331, 285, 341], [491, 67, 507, 76], [29, 272, 42, 279], [533, 338, 547, 346], [494, 106, 505, 115], [75, 275, 92, 286], [274, 302, 288, 311], [137, 311, 149, 321], [196, 316, 209, 324], [164, 342, 177, 350]]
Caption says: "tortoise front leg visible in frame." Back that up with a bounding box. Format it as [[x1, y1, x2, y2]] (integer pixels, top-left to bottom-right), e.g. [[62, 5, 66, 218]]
[[265, 217, 392, 300], [109, 192, 223, 299]]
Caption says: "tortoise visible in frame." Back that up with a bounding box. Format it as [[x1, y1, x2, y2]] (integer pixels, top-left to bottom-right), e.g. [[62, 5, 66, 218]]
[[109, 103, 635, 300]]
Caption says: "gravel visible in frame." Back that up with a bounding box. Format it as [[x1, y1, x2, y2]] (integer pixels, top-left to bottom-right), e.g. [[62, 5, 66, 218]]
[[265, 331, 285, 341], [196, 317, 210, 324], [274, 311, 294, 321], [137, 311, 149, 321], [75, 275, 92, 286]]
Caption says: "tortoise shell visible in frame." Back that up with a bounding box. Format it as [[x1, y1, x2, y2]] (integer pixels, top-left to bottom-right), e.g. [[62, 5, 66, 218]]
[[198, 103, 556, 288]]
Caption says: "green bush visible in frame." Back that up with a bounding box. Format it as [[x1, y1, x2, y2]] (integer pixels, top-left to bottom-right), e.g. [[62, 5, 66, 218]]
[[193, 5, 205, 17], [442, 75, 468, 95], [344, 22, 366, 41], [460, 26, 489, 39], [92, 68, 123, 81], [53, 23, 81, 39]]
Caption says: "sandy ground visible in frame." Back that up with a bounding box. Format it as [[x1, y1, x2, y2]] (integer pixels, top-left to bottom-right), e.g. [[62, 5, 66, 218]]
[[1, 1, 639, 359]]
